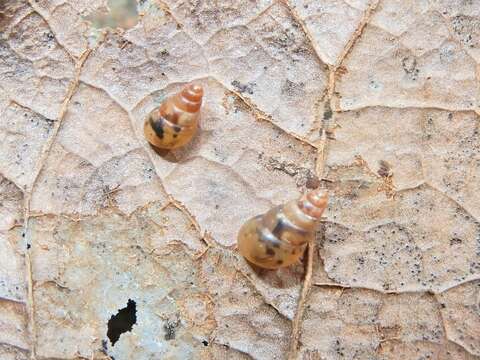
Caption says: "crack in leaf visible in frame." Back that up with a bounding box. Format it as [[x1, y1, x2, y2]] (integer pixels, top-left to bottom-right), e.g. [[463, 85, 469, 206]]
[[22, 45, 96, 359]]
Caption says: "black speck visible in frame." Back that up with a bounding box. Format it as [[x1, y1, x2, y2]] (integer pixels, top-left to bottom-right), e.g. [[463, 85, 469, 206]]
[[450, 237, 463, 245], [402, 56, 419, 80], [164, 319, 179, 340], [323, 107, 333, 121], [231, 80, 255, 95], [101, 339, 108, 354]]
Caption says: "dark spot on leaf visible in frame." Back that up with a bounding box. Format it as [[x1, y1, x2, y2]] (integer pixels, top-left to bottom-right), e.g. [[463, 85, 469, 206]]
[[164, 319, 179, 340], [450, 237, 463, 245]]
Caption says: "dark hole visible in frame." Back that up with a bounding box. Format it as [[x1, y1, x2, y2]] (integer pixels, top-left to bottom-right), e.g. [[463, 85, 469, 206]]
[[202, 340, 209, 346], [107, 299, 137, 346]]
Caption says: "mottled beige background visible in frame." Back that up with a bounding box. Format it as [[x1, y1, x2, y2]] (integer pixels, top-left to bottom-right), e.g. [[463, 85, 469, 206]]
[[0, 0, 479, 359]]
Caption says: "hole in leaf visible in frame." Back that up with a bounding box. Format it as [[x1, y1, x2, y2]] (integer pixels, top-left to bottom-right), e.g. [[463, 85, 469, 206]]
[[107, 299, 137, 346]]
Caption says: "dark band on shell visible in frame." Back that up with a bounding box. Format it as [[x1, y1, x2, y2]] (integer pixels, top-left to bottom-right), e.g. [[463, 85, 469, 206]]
[[144, 83, 203, 150], [237, 189, 328, 269]]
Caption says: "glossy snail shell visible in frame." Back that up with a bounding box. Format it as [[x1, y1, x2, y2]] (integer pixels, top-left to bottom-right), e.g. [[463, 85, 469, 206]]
[[144, 83, 204, 149], [237, 189, 328, 269]]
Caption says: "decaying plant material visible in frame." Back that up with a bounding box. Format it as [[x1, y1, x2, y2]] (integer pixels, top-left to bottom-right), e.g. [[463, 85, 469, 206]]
[[0, 0, 479, 359]]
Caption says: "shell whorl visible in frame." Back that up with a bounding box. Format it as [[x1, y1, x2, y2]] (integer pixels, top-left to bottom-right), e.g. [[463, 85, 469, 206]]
[[280, 188, 328, 235], [298, 188, 329, 220], [144, 82, 203, 149], [157, 83, 203, 125], [262, 190, 327, 245], [237, 189, 329, 269], [172, 83, 204, 114]]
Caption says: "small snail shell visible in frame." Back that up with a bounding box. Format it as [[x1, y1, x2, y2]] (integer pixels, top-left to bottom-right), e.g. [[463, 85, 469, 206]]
[[237, 189, 328, 269], [144, 83, 204, 149]]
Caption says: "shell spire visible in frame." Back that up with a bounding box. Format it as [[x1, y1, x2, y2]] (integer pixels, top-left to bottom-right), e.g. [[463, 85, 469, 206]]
[[175, 83, 203, 113], [298, 188, 329, 219], [237, 189, 328, 269], [162, 83, 203, 121]]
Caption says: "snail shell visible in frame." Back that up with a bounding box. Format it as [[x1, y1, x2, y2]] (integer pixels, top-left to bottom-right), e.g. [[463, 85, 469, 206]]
[[237, 189, 328, 269], [144, 83, 204, 149]]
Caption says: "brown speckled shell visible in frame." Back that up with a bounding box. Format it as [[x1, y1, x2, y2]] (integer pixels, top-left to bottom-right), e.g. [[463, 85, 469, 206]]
[[237, 189, 328, 269], [144, 83, 203, 149]]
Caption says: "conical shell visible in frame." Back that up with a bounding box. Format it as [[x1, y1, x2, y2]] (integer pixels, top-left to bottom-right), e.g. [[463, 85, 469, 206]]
[[144, 83, 203, 149], [237, 189, 328, 269]]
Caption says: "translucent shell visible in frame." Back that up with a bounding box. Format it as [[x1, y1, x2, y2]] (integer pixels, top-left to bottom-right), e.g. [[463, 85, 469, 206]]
[[237, 189, 328, 269], [144, 83, 204, 149]]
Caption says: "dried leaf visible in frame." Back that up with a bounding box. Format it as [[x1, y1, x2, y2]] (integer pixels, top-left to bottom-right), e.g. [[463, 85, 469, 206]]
[[1, 0, 479, 358]]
